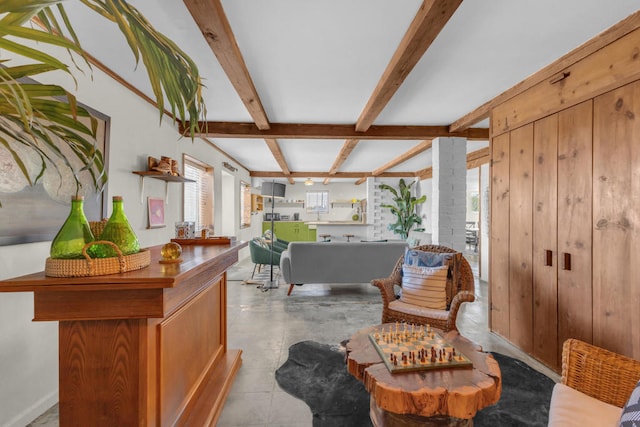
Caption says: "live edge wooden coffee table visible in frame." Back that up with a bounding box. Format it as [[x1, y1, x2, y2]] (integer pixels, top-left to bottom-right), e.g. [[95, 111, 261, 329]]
[[346, 324, 502, 426]]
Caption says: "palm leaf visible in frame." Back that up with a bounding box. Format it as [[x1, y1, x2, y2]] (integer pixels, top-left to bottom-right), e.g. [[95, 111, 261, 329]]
[[0, 0, 206, 207]]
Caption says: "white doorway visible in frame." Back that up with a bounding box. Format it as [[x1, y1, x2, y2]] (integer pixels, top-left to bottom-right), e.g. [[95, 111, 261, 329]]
[[220, 170, 235, 236]]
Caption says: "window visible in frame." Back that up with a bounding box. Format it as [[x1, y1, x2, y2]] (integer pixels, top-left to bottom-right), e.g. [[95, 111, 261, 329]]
[[183, 155, 214, 231], [306, 190, 329, 214], [240, 181, 251, 228]]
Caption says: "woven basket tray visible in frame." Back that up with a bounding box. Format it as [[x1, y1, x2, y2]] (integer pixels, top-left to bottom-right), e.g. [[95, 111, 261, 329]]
[[45, 240, 150, 278]]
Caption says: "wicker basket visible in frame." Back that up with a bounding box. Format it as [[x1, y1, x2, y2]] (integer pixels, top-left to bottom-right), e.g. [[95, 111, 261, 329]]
[[89, 219, 108, 239], [45, 240, 150, 277]]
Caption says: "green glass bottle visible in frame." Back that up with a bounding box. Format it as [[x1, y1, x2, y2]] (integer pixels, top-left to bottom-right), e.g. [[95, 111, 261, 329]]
[[90, 196, 140, 258], [50, 196, 95, 259]]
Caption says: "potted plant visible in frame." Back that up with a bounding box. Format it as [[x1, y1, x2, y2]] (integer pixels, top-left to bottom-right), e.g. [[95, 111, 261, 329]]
[[0, 1, 205, 206], [379, 178, 426, 239]]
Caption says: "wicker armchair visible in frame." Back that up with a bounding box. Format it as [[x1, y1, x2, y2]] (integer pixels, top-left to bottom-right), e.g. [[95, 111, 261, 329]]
[[371, 244, 475, 332], [561, 339, 640, 408]]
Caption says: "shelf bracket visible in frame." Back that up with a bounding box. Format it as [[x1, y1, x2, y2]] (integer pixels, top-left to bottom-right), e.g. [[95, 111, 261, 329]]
[[139, 176, 145, 204], [165, 182, 169, 204]]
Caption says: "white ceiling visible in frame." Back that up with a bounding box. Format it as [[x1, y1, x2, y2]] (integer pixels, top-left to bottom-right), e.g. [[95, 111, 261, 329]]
[[63, 1, 639, 185]]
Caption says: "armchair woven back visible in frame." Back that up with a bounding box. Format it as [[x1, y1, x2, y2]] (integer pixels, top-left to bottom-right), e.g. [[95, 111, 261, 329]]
[[389, 244, 475, 295]]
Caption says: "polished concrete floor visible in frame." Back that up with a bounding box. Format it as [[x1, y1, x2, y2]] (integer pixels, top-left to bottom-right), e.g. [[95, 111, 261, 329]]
[[27, 250, 559, 426]]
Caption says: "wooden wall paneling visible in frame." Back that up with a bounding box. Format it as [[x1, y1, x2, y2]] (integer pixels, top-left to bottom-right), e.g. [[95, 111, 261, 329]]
[[508, 123, 534, 353], [492, 27, 640, 137], [59, 319, 144, 426], [593, 81, 640, 359], [557, 100, 594, 353], [532, 114, 559, 369], [159, 277, 224, 426], [489, 132, 510, 337]]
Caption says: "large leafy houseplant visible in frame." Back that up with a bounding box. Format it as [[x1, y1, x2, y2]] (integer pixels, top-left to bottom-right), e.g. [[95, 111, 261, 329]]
[[379, 178, 426, 239], [0, 0, 205, 206]]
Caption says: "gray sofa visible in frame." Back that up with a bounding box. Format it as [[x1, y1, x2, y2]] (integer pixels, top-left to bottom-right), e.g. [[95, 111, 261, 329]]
[[279, 241, 409, 295]]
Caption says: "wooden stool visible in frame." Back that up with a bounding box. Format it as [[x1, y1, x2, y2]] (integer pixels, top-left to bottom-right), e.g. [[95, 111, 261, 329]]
[[343, 233, 355, 242], [319, 234, 331, 242]]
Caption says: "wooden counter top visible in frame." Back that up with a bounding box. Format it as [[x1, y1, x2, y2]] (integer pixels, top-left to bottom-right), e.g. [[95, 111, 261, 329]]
[[0, 241, 247, 292]]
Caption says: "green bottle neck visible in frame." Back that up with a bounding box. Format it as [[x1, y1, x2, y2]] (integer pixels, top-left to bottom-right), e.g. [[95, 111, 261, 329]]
[[111, 200, 125, 217], [70, 199, 86, 217]]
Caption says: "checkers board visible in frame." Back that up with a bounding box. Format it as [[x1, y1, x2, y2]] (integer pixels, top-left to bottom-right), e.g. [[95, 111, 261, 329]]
[[368, 326, 473, 374]]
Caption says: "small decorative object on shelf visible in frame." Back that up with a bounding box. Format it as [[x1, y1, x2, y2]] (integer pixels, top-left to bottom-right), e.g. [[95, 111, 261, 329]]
[[50, 196, 95, 259], [175, 221, 195, 239], [89, 196, 140, 258], [171, 236, 231, 245], [160, 241, 183, 264], [148, 155, 182, 177]]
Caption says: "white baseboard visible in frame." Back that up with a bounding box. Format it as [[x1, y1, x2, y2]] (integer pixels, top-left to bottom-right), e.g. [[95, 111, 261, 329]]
[[3, 390, 58, 427]]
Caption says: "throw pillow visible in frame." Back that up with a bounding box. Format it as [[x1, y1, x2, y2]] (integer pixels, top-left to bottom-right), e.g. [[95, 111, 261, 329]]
[[400, 264, 449, 310], [403, 249, 462, 309], [254, 237, 269, 249], [619, 379, 640, 426], [404, 248, 451, 267]]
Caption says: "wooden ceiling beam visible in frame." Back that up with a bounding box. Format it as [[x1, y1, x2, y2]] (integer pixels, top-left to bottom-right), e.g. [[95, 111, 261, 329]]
[[371, 140, 432, 176], [355, 0, 463, 132], [184, 0, 270, 130], [415, 147, 490, 180], [323, 139, 360, 184], [449, 10, 640, 132], [250, 171, 412, 179], [264, 138, 294, 184], [355, 139, 432, 186], [415, 167, 432, 180], [184, 121, 489, 140]]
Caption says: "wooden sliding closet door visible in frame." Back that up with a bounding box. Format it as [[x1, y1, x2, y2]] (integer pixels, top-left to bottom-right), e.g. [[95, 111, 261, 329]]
[[509, 124, 534, 353], [532, 114, 559, 369], [490, 132, 511, 337], [593, 80, 640, 359], [557, 100, 593, 351]]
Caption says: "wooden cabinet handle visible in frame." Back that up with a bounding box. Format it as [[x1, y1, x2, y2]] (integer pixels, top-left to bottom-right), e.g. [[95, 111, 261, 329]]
[[545, 250, 553, 266], [563, 253, 572, 271]]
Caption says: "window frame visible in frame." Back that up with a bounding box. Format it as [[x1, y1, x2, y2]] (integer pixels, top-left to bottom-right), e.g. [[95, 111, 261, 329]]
[[240, 180, 251, 229], [305, 190, 329, 214], [182, 154, 214, 232]]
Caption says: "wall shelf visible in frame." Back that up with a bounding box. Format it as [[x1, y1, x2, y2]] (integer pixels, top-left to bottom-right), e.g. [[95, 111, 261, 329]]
[[132, 171, 195, 183], [132, 171, 195, 203]]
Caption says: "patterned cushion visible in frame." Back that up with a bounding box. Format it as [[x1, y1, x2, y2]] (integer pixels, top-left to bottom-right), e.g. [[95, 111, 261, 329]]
[[619, 380, 640, 426], [253, 237, 269, 248], [403, 249, 462, 309], [400, 264, 448, 310]]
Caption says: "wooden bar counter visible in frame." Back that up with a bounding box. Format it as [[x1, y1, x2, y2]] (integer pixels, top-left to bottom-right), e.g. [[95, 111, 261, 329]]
[[0, 241, 247, 427]]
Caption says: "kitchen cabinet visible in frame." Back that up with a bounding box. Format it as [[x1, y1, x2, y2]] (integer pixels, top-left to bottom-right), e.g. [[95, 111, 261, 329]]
[[251, 194, 264, 212], [262, 221, 316, 242]]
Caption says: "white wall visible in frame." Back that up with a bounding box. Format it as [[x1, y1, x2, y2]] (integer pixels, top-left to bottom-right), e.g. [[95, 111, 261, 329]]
[[0, 46, 253, 427], [257, 181, 367, 223]]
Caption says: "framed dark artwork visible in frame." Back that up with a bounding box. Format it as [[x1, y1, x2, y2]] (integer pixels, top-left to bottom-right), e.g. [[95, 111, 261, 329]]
[[0, 107, 110, 246]]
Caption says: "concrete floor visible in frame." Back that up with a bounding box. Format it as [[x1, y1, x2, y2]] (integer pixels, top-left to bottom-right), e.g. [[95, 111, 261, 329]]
[[28, 250, 559, 426]]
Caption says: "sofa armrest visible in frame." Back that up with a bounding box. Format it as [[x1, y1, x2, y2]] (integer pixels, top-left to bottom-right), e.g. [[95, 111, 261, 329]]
[[562, 338, 640, 408], [279, 250, 292, 283]]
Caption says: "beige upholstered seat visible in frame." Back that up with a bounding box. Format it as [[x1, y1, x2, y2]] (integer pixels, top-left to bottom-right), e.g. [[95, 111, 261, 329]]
[[371, 244, 475, 332]]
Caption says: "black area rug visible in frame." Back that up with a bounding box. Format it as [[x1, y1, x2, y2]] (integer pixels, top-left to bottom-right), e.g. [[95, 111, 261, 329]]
[[275, 340, 555, 427]]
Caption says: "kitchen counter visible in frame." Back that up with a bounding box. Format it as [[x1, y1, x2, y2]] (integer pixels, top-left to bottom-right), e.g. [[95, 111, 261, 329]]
[[306, 221, 371, 242], [305, 221, 369, 225]]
